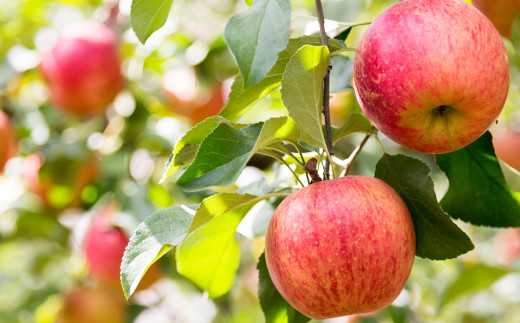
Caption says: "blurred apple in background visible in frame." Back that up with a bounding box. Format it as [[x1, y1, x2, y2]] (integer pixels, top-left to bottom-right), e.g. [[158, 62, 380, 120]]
[[22, 153, 100, 209], [472, 0, 520, 39], [40, 21, 124, 116], [494, 228, 520, 264], [0, 110, 17, 172], [492, 128, 520, 172], [84, 205, 162, 291], [161, 67, 227, 124], [56, 285, 126, 323]]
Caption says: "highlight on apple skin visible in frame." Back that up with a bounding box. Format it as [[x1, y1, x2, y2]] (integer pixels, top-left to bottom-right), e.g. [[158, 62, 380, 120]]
[[265, 176, 415, 319], [353, 0, 510, 154], [40, 21, 124, 116], [472, 0, 520, 39]]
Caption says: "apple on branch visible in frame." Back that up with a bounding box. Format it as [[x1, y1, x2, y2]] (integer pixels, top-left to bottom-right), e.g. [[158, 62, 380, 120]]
[[472, 0, 520, 39], [353, 0, 509, 154], [40, 21, 124, 116], [265, 176, 415, 319]]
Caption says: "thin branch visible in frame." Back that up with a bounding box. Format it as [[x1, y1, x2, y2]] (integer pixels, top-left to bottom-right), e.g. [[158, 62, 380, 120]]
[[258, 150, 306, 188], [340, 133, 372, 177], [315, 0, 334, 180]]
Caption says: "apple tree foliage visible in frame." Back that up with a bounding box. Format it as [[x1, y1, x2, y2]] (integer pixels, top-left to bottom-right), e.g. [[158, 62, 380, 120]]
[[123, 0, 520, 321]]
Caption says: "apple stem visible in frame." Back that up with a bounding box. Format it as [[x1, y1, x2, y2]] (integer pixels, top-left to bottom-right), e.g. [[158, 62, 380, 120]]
[[315, 0, 334, 180], [340, 132, 372, 177], [303, 158, 322, 183]]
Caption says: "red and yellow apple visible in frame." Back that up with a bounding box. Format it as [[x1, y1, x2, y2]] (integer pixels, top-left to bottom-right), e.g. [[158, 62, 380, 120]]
[[40, 21, 124, 116], [56, 286, 126, 323], [354, 0, 509, 154], [265, 176, 415, 319], [492, 128, 520, 172], [84, 206, 162, 291], [161, 67, 226, 124], [0, 111, 17, 172], [472, 0, 520, 39]]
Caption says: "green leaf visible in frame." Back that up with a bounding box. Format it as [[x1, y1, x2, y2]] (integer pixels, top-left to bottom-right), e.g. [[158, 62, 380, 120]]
[[511, 14, 520, 55], [329, 55, 353, 93], [245, 0, 253, 6], [224, 0, 291, 88], [161, 116, 241, 182], [375, 154, 474, 260], [257, 253, 310, 323], [121, 204, 197, 299], [176, 193, 264, 298], [441, 263, 509, 307], [175, 117, 299, 191], [219, 36, 344, 122], [436, 132, 520, 227], [332, 112, 372, 144], [130, 0, 174, 44], [281, 45, 330, 152]]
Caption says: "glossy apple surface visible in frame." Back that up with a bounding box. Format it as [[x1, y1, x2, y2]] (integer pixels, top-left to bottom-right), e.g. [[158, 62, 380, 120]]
[[354, 0, 509, 154], [472, 0, 520, 39], [0, 111, 17, 172], [265, 176, 415, 319], [40, 21, 123, 116]]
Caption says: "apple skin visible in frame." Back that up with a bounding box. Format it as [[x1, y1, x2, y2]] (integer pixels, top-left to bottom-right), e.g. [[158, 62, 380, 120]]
[[353, 0, 509, 154], [265, 176, 415, 319], [492, 128, 520, 172], [57, 286, 126, 323], [472, 0, 520, 39], [0, 111, 17, 172], [84, 207, 161, 291], [40, 21, 124, 116]]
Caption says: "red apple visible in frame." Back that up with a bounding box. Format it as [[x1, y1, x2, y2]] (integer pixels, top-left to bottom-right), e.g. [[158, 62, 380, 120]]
[[472, 0, 520, 39], [161, 67, 226, 124], [40, 21, 124, 116], [0, 111, 17, 172], [353, 0, 509, 154], [84, 206, 161, 291], [492, 128, 520, 172], [265, 176, 415, 319], [57, 286, 126, 323]]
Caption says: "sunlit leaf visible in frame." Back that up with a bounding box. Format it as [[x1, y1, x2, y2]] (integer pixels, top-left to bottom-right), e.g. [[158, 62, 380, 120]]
[[281, 45, 330, 152], [121, 204, 197, 299], [224, 0, 291, 88], [130, 0, 174, 44]]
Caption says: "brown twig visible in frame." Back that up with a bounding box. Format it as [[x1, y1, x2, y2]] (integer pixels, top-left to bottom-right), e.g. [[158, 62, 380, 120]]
[[315, 0, 334, 180], [303, 158, 323, 183]]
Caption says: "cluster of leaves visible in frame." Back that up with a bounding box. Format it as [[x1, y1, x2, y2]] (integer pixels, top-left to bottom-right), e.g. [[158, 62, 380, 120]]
[[125, 0, 520, 321]]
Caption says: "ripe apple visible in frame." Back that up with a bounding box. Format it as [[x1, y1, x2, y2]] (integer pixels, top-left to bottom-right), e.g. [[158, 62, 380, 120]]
[[84, 206, 162, 291], [161, 67, 226, 124], [265, 176, 415, 319], [353, 0, 510, 154], [0, 111, 17, 172], [40, 21, 124, 116], [492, 128, 520, 172], [56, 286, 126, 323], [472, 0, 520, 39]]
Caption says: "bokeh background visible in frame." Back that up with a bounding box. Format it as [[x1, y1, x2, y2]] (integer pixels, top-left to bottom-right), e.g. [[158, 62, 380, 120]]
[[1, 0, 520, 322]]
